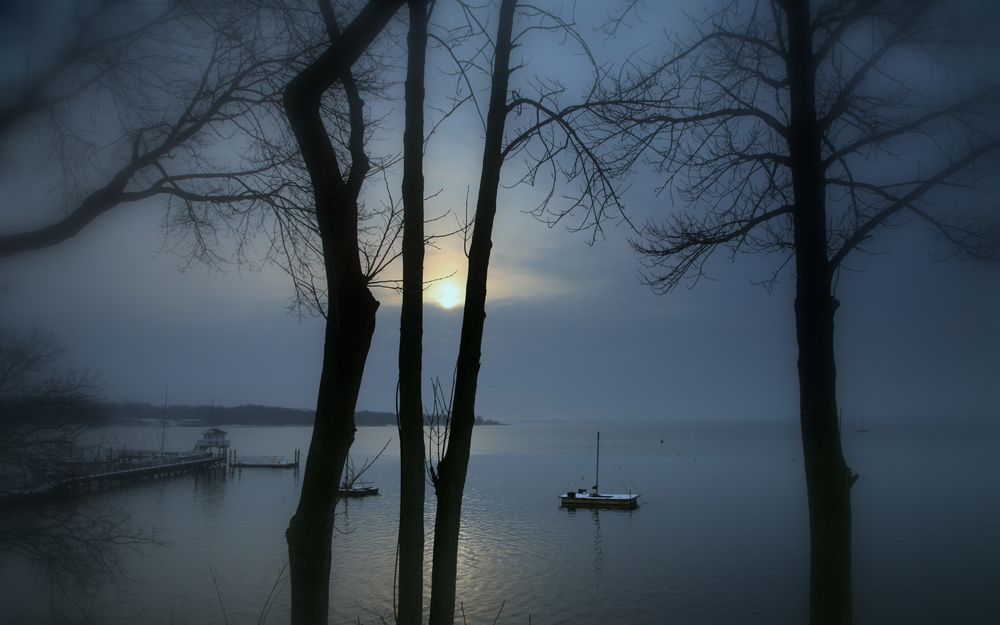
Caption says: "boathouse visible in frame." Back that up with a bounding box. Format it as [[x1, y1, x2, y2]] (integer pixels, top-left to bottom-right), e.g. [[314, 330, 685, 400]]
[[194, 427, 230, 456]]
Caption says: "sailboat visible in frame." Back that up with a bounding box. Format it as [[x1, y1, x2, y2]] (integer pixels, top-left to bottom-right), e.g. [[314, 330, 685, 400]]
[[559, 432, 639, 509], [337, 455, 380, 497], [338, 481, 379, 498], [336, 440, 390, 498], [159, 383, 169, 456]]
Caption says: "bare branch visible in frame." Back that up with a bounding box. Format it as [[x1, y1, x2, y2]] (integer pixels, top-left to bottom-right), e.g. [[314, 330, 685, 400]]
[[828, 138, 1000, 268], [600, 0, 1000, 290]]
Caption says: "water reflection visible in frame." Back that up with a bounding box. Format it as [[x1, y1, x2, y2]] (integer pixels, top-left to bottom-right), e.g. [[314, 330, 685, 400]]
[[560, 505, 640, 585], [3, 421, 996, 624], [593, 509, 603, 583]]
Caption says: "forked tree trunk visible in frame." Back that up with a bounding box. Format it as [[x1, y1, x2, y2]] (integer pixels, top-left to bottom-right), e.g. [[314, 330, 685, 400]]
[[397, 1, 428, 623], [281, 4, 404, 624], [427, 2, 517, 624], [784, 2, 853, 623]]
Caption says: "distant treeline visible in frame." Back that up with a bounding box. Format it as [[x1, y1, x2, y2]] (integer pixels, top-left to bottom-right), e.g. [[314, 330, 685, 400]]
[[101, 401, 505, 427]]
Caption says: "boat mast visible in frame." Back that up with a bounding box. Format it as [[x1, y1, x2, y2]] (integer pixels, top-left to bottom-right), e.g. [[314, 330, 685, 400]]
[[595, 431, 600, 492], [160, 383, 168, 456]]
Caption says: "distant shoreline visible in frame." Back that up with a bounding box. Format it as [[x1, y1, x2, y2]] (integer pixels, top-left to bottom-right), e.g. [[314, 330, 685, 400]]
[[102, 401, 506, 427], [115, 421, 510, 427]]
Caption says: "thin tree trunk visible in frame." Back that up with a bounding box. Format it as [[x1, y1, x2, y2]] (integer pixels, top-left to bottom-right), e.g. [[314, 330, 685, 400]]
[[784, 2, 853, 624], [397, 1, 428, 623], [427, 2, 517, 624]]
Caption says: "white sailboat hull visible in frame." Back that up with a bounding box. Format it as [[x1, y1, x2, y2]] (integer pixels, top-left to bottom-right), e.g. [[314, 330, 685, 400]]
[[560, 489, 639, 509]]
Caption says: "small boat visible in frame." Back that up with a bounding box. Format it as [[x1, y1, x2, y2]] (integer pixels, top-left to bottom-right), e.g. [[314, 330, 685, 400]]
[[338, 482, 380, 498], [337, 440, 389, 499], [559, 431, 639, 509]]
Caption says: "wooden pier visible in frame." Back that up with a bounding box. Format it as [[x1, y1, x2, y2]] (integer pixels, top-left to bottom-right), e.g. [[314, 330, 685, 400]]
[[1, 453, 223, 501], [0, 428, 233, 502]]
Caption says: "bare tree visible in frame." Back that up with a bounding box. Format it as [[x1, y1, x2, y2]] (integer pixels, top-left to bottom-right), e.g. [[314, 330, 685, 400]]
[[277, 3, 406, 625], [598, 1, 1000, 623], [422, 2, 626, 623], [425, 5, 519, 621], [0, 331, 157, 594], [396, 1, 430, 623]]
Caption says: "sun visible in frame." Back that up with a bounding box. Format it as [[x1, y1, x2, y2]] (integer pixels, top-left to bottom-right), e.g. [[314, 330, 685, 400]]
[[432, 280, 464, 309]]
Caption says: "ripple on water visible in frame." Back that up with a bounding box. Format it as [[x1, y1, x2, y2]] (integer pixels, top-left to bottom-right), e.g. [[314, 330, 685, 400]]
[[5, 421, 998, 624]]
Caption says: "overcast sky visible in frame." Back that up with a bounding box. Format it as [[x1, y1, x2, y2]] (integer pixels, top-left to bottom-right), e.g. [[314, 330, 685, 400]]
[[2, 0, 999, 424]]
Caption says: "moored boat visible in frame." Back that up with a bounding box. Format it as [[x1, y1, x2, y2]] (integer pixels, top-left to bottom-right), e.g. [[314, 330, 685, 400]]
[[559, 431, 639, 509], [560, 488, 639, 509], [338, 483, 380, 498]]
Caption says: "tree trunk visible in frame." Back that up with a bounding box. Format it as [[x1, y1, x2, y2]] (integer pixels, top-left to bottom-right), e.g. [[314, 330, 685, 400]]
[[427, 2, 516, 624], [794, 280, 852, 625], [397, 1, 428, 623], [784, 2, 853, 624], [287, 277, 378, 625], [281, 5, 404, 624]]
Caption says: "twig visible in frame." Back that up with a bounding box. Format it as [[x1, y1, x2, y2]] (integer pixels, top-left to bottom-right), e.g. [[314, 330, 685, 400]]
[[256, 561, 289, 625], [491, 599, 506, 625], [209, 568, 230, 625]]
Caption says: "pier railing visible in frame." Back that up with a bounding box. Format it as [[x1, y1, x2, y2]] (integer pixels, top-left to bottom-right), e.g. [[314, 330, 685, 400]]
[[229, 449, 300, 469]]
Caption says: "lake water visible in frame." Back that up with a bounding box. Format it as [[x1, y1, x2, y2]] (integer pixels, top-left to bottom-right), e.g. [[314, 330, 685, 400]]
[[1, 418, 998, 624]]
